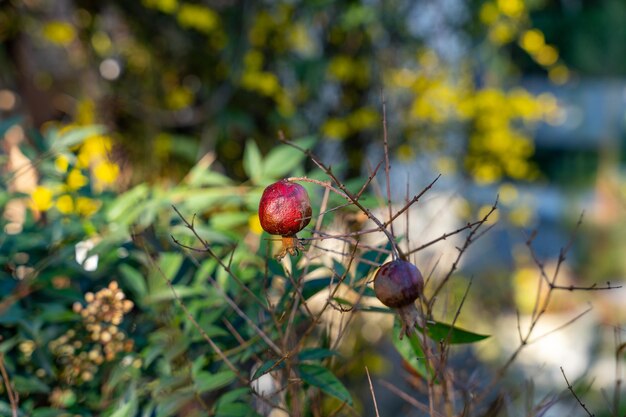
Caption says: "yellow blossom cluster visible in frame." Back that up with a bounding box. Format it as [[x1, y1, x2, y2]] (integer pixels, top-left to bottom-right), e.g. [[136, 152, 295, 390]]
[[239, 7, 307, 117], [141, 0, 220, 35], [389, 49, 559, 186], [480, 0, 569, 84], [30, 100, 120, 217], [50, 281, 135, 385], [321, 107, 379, 140]]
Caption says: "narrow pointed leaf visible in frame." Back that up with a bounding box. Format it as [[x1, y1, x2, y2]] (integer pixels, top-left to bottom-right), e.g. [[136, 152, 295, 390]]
[[299, 363, 353, 406], [425, 321, 490, 344]]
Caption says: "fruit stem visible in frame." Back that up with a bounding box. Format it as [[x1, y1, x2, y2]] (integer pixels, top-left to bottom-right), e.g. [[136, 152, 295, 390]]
[[396, 303, 423, 340], [286, 175, 401, 260], [276, 235, 305, 260]]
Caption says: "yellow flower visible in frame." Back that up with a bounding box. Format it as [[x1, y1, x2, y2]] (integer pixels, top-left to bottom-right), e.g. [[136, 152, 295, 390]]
[[520, 30, 544, 54], [42, 21, 76, 46], [142, 0, 178, 14], [78, 135, 113, 167], [93, 161, 120, 185], [348, 107, 378, 130], [321, 118, 349, 140], [535, 45, 559, 66], [489, 21, 515, 45], [165, 86, 194, 110], [328, 56, 355, 82], [479, 3, 499, 25], [497, 0, 524, 18], [56, 195, 74, 214], [248, 214, 263, 235], [32, 186, 54, 211], [549, 65, 570, 85], [55, 155, 69, 173], [75, 197, 100, 217], [177, 4, 218, 34], [67, 169, 89, 190]]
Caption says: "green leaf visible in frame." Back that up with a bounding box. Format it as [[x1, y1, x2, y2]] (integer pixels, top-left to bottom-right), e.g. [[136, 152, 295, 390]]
[[188, 170, 234, 187], [299, 277, 332, 299], [107, 183, 150, 223], [342, 301, 489, 344], [12, 375, 50, 394], [144, 285, 208, 303], [50, 125, 105, 150], [356, 241, 392, 280], [215, 402, 262, 417], [210, 212, 250, 231], [262, 136, 315, 180], [262, 145, 306, 179], [109, 395, 138, 417], [425, 321, 490, 344], [195, 370, 236, 393], [297, 348, 339, 362], [0, 303, 25, 324], [299, 363, 353, 406], [119, 264, 148, 301], [32, 408, 66, 417], [243, 139, 263, 184], [252, 359, 285, 381], [155, 392, 195, 417], [159, 252, 183, 282], [391, 321, 430, 379], [216, 388, 250, 407]]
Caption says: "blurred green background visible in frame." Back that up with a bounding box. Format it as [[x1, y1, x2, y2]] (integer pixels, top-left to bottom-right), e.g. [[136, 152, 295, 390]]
[[1, 0, 626, 416]]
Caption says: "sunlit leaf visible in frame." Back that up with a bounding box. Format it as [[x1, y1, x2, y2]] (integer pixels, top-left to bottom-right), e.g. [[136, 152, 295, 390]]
[[262, 135, 315, 179], [50, 125, 105, 150], [244, 140, 263, 184], [109, 394, 138, 417]]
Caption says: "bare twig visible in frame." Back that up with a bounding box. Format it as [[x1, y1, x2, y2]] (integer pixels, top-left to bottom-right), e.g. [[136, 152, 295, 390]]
[[380, 379, 445, 417], [426, 196, 499, 314], [171, 205, 270, 311], [560, 366, 595, 417], [0, 352, 18, 417], [278, 131, 401, 260], [142, 245, 248, 383], [381, 91, 396, 242], [365, 366, 381, 417]]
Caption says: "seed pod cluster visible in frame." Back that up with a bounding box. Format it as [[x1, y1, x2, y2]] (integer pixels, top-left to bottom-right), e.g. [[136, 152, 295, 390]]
[[50, 281, 138, 384]]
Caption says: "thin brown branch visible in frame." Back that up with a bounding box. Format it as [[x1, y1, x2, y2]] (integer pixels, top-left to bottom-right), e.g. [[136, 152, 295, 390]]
[[278, 131, 401, 260], [528, 306, 593, 344], [142, 245, 248, 384], [426, 196, 499, 314], [171, 205, 270, 311], [560, 366, 595, 417], [365, 366, 381, 417], [380, 379, 445, 417], [0, 351, 18, 417], [406, 219, 483, 256], [381, 91, 396, 242]]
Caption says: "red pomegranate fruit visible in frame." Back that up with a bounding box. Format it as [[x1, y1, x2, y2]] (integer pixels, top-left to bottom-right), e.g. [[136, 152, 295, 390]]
[[259, 179, 312, 259], [374, 259, 424, 339]]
